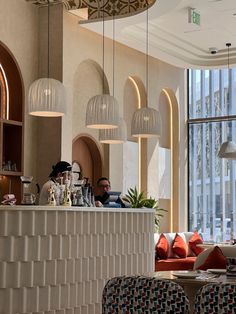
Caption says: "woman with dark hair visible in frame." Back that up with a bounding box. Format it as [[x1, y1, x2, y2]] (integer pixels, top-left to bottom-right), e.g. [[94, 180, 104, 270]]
[[39, 161, 72, 205]]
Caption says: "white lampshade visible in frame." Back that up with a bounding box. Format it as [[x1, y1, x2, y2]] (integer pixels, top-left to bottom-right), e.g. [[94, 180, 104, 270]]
[[99, 118, 127, 143], [86, 94, 119, 129], [28, 78, 66, 117], [131, 107, 161, 138], [218, 141, 236, 159]]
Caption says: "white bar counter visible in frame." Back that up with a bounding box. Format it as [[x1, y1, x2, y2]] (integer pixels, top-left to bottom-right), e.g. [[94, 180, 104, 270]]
[[0, 206, 154, 314]]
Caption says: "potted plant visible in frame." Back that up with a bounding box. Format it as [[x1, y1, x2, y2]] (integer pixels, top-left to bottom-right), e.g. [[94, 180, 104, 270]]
[[123, 187, 167, 232]]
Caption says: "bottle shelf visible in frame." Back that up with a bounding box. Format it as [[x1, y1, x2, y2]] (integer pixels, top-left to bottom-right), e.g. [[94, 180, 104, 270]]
[[1, 119, 23, 126], [0, 171, 23, 176]]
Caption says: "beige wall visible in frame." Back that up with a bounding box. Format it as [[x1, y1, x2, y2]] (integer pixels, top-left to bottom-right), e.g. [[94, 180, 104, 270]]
[[62, 10, 187, 230], [0, 3, 187, 231], [0, 0, 39, 183]]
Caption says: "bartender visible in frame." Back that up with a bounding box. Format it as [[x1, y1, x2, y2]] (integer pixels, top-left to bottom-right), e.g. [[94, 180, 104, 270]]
[[39, 161, 72, 205]]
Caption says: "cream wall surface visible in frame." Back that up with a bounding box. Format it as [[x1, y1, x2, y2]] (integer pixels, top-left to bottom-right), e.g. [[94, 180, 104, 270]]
[[0, 0, 39, 182], [62, 10, 187, 230], [0, 3, 187, 231]]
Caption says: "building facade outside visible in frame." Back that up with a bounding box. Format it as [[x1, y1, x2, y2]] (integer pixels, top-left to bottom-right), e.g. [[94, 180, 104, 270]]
[[188, 68, 236, 242]]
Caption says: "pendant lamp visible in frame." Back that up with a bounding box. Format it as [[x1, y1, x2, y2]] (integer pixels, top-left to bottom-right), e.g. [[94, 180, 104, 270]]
[[99, 118, 127, 143], [98, 1, 126, 142], [131, 5, 160, 138], [28, 1, 66, 117], [218, 43, 236, 159], [218, 140, 236, 159], [85, 1, 119, 129]]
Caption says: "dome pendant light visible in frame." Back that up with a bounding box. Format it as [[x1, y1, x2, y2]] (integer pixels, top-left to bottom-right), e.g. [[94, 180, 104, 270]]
[[99, 2, 127, 142], [218, 43, 236, 159], [99, 118, 127, 143], [28, 1, 66, 117], [131, 5, 160, 138], [85, 0, 119, 129]]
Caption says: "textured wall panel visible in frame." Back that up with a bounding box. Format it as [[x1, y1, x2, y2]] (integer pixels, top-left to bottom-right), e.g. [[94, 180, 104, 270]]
[[0, 207, 154, 314]]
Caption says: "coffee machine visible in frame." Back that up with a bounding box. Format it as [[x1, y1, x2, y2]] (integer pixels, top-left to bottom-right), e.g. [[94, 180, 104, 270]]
[[20, 176, 36, 205]]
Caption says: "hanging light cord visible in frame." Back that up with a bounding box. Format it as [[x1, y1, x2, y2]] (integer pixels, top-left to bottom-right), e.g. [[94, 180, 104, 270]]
[[226, 42, 231, 86], [48, 0, 50, 78], [226, 43, 231, 119], [102, 0, 105, 94], [146, 2, 149, 107], [112, 1, 115, 97]]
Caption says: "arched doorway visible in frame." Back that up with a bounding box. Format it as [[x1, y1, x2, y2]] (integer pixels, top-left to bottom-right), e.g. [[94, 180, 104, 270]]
[[72, 134, 103, 193]]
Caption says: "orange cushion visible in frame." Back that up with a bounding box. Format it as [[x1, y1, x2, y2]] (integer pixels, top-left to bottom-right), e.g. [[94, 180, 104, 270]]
[[172, 233, 188, 258], [156, 234, 169, 259], [155, 257, 196, 271], [189, 231, 204, 256], [197, 246, 227, 270]]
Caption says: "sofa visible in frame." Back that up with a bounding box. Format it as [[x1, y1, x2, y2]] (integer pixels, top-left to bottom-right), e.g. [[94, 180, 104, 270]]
[[154, 232, 204, 271]]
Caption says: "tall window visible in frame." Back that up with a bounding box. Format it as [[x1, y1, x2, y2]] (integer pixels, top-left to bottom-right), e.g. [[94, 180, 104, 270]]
[[188, 68, 236, 242]]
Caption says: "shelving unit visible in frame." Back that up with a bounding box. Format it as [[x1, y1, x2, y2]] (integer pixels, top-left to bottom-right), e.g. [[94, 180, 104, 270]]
[[0, 44, 24, 204]]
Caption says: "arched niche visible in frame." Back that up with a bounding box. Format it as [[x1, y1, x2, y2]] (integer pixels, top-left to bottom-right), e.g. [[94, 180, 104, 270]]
[[72, 59, 110, 139], [123, 76, 147, 193], [158, 88, 179, 233], [0, 41, 24, 203], [72, 134, 103, 193], [0, 42, 23, 121], [159, 93, 171, 149], [123, 76, 146, 141], [72, 59, 110, 177]]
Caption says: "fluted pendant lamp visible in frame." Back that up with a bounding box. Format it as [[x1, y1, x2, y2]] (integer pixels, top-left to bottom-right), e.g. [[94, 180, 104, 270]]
[[99, 118, 127, 143], [131, 107, 161, 138], [218, 43, 236, 159], [28, 1, 66, 117], [131, 5, 160, 138], [85, 1, 119, 129]]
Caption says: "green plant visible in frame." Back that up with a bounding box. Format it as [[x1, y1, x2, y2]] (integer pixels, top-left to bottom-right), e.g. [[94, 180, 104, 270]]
[[124, 187, 167, 232]]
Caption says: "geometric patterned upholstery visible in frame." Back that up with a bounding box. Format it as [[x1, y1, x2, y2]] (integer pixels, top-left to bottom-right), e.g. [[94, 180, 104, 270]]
[[102, 275, 190, 313], [194, 283, 236, 314]]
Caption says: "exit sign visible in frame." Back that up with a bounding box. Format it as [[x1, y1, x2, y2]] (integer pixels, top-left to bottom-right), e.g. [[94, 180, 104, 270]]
[[188, 8, 201, 26]]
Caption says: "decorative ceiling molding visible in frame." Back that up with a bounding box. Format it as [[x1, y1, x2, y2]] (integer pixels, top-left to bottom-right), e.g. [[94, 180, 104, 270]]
[[26, 0, 156, 21]]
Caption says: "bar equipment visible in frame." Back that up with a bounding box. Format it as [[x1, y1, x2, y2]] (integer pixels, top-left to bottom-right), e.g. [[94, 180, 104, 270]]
[[48, 185, 56, 206], [20, 176, 36, 205]]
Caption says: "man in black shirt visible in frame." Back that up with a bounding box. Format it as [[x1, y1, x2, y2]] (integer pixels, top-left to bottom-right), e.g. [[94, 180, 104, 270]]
[[95, 177, 111, 207]]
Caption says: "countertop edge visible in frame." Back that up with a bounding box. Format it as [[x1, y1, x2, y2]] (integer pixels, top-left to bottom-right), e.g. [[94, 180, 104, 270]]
[[0, 205, 155, 213]]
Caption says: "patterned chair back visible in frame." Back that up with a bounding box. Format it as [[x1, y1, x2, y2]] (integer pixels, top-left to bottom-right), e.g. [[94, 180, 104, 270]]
[[194, 283, 236, 314], [102, 275, 190, 313]]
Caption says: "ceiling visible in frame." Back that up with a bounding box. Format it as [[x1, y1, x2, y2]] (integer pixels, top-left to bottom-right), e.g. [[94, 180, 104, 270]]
[[77, 0, 236, 69]]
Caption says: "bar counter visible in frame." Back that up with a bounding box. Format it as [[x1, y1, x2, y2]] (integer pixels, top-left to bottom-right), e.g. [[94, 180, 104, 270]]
[[0, 205, 154, 314]]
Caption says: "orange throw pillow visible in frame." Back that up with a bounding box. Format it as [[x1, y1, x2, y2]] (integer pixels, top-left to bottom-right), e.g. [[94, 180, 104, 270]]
[[189, 231, 204, 256], [156, 234, 169, 259], [172, 233, 188, 258], [197, 246, 227, 270]]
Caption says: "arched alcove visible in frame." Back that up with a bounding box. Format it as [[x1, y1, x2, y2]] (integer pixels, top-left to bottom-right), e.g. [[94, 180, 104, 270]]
[[72, 59, 110, 139], [72, 59, 110, 178], [123, 76, 146, 141], [72, 133, 103, 193], [158, 88, 180, 232], [0, 41, 24, 203], [122, 76, 147, 193]]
